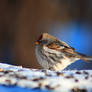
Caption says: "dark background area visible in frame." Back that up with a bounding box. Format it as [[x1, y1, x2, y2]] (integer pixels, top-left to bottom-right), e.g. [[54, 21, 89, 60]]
[[0, 0, 92, 70]]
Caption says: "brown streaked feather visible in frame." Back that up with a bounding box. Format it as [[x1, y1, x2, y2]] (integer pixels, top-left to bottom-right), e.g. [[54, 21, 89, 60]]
[[47, 40, 76, 52], [62, 48, 79, 58], [60, 41, 70, 47], [47, 40, 88, 63], [59, 40, 76, 50], [47, 42, 63, 51], [79, 56, 88, 62], [77, 52, 87, 57], [61, 41, 75, 50], [63, 48, 75, 53], [77, 52, 92, 62], [63, 48, 88, 62]]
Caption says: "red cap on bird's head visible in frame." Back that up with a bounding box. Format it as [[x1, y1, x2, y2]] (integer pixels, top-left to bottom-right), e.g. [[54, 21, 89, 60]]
[[35, 34, 43, 45], [35, 33, 56, 45]]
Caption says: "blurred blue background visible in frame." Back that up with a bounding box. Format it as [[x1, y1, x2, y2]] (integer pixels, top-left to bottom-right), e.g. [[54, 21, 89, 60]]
[[0, 0, 92, 69]]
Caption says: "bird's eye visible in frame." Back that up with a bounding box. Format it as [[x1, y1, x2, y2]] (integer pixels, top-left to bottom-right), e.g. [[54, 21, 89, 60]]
[[38, 34, 43, 41]]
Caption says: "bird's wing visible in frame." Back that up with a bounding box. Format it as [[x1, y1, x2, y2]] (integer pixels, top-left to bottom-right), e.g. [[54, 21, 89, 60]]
[[47, 40, 69, 51], [47, 42, 63, 51], [77, 52, 87, 57], [60, 41, 70, 47], [63, 48, 88, 62], [47, 40, 75, 52], [47, 41, 88, 62]]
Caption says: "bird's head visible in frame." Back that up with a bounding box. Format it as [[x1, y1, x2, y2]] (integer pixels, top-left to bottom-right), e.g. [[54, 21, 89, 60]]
[[35, 33, 56, 46]]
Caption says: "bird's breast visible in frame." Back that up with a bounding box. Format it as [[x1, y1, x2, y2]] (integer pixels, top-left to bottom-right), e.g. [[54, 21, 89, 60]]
[[51, 57, 71, 71], [35, 47, 49, 69]]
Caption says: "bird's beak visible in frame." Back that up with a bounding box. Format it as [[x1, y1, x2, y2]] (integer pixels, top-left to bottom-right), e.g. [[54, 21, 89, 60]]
[[35, 41, 40, 45]]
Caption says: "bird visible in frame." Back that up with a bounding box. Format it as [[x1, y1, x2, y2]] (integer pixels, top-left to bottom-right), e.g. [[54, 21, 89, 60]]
[[35, 33, 92, 71]]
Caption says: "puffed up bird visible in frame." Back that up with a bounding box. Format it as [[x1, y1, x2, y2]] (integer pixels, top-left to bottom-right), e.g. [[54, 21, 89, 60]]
[[35, 33, 92, 71]]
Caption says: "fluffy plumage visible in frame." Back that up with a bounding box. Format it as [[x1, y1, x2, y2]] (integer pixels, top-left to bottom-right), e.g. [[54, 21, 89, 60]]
[[35, 33, 92, 71]]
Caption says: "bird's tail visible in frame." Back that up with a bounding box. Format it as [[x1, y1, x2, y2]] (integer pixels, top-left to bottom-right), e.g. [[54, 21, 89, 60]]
[[80, 56, 92, 63], [83, 56, 92, 61], [77, 52, 92, 62]]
